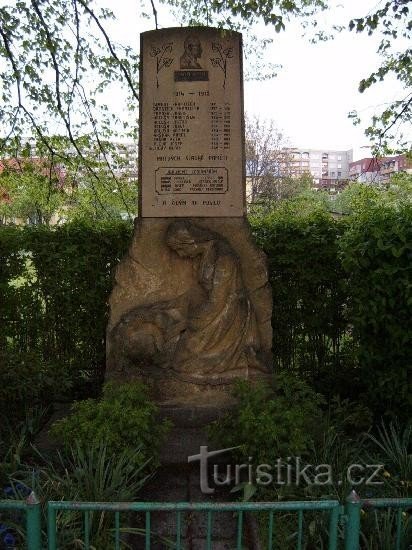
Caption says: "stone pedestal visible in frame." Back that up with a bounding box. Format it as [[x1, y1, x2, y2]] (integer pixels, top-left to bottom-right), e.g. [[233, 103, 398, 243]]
[[158, 399, 236, 464]]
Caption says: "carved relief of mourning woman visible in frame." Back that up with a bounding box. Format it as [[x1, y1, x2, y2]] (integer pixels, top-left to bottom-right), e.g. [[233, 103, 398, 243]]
[[109, 220, 268, 394], [164, 220, 266, 383]]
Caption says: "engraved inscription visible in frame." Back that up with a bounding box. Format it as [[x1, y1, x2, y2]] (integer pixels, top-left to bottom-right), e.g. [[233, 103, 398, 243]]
[[155, 167, 228, 194], [210, 102, 231, 150], [151, 101, 199, 151], [140, 28, 244, 217], [174, 70, 209, 82]]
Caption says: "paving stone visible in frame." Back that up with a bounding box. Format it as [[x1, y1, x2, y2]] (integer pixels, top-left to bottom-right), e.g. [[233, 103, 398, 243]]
[[187, 510, 237, 540], [139, 466, 189, 504], [129, 464, 257, 549], [190, 539, 242, 550]]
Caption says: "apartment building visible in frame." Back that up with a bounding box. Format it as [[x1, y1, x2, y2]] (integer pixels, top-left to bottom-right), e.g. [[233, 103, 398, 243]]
[[22, 137, 138, 180], [246, 146, 353, 200], [349, 155, 412, 183], [288, 148, 353, 181], [104, 141, 138, 180]]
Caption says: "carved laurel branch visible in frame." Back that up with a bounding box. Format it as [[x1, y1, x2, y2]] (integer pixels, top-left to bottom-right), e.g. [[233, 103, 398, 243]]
[[150, 42, 174, 88], [210, 42, 233, 89]]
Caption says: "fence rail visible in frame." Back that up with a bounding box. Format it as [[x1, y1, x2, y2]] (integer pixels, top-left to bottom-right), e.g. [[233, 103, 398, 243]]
[[1, 495, 411, 549], [345, 493, 412, 550], [48, 499, 341, 550], [0, 494, 41, 550]]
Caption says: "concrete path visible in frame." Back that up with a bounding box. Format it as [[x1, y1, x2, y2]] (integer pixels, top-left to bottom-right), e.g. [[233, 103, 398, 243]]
[[133, 464, 255, 549]]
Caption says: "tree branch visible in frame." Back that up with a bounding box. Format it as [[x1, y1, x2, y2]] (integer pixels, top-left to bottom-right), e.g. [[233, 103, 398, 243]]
[[380, 93, 412, 139], [0, 24, 21, 104], [150, 0, 158, 29], [77, 81, 134, 218], [31, 0, 62, 112], [76, 0, 139, 101]]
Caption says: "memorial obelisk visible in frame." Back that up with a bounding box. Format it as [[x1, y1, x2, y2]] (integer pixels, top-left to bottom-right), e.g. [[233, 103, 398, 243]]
[[106, 28, 272, 409]]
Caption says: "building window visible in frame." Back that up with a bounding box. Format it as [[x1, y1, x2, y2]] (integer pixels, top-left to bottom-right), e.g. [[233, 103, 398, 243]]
[[337, 155, 342, 161], [337, 171, 342, 177], [330, 171, 335, 177]]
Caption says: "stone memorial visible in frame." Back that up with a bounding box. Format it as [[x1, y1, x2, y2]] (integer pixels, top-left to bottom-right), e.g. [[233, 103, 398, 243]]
[[106, 27, 272, 412], [139, 27, 244, 217]]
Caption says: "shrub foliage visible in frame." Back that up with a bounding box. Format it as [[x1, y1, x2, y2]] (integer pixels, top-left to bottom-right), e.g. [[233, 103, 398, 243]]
[[0, 220, 132, 418], [340, 204, 412, 420], [50, 381, 170, 470], [250, 210, 348, 384], [209, 376, 324, 465], [1, 206, 410, 420]]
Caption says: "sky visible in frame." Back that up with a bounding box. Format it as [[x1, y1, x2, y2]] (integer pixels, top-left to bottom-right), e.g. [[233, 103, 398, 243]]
[[242, 1, 409, 158], [1, 0, 406, 161], [102, 0, 409, 161]]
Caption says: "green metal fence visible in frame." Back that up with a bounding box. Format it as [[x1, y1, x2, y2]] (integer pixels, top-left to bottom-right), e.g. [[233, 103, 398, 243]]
[[345, 493, 412, 550], [1, 495, 411, 549], [47, 499, 341, 550], [0, 494, 41, 550]]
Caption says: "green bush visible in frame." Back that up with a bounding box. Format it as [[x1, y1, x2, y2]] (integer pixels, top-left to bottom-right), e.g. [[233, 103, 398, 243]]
[[365, 422, 412, 499], [340, 204, 412, 420], [250, 209, 352, 398], [1, 205, 410, 425], [209, 374, 324, 466], [250, 203, 411, 420], [0, 220, 132, 409], [0, 350, 72, 421], [50, 381, 170, 470]]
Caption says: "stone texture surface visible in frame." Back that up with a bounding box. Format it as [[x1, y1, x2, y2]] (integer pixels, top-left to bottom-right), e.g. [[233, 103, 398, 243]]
[[106, 217, 272, 406], [140, 28, 244, 217]]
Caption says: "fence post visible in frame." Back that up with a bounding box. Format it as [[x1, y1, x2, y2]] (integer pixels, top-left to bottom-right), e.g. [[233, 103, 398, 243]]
[[26, 492, 41, 550], [47, 503, 57, 550], [344, 490, 361, 550]]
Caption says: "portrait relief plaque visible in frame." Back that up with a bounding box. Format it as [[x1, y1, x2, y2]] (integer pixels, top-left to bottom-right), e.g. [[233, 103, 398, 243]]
[[139, 28, 245, 217]]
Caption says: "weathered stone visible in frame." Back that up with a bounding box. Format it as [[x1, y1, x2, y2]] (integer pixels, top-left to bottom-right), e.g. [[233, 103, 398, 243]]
[[107, 25, 272, 418], [140, 27, 245, 217], [107, 217, 272, 405]]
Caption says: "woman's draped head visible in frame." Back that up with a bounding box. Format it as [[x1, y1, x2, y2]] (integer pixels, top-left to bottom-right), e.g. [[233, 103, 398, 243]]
[[166, 221, 217, 255], [166, 220, 219, 258]]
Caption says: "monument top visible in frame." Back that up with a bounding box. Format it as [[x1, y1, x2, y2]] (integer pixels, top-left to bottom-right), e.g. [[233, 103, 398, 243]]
[[139, 27, 245, 218]]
